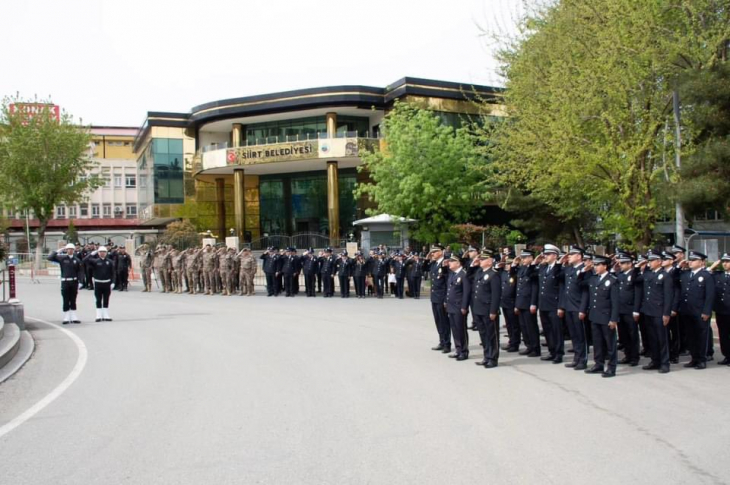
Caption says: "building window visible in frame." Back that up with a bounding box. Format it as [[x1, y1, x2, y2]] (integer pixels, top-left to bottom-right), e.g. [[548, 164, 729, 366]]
[[80, 205, 89, 217], [68, 206, 77, 217], [125, 175, 136, 188], [114, 174, 123, 188], [140, 175, 147, 188], [103, 204, 111, 217], [102, 169, 111, 188], [114, 204, 123, 218], [91, 204, 100, 218], [126, 205, 137, 218], [56, 206, 66, 219], [694, 210, 722, 222]]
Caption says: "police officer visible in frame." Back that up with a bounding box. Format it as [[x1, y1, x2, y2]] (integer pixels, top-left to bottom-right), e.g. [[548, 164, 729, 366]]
[[392, 252, 406, 299], [48, 243, 83, 324], [406, 252, 425, 299], [445, 253, 471, 361], [536, 244, 564, 363], [709, 253, 730, 365], [677, 251, 715, 369], [372, 251, 388, 299], [427, 245, 451, 352], [560, 245, 589, 370], [615, 252, 642, 366], [115, 247, 132, 291], [301, 249, 319, 297], [582, 255, 620, 377], [336, 251, 352, 298], [281, 247, 300, 297], [498, 251, 521, 352], [352, 251, 368, 298], [472, 249, 502, 368], [639, 250, 673, 373], [83, 246, 115, 322], [261, 247, 279, 297], [515, 250, 540, 357], [321, 248, 336, 297], [661, 251, 682, 364]]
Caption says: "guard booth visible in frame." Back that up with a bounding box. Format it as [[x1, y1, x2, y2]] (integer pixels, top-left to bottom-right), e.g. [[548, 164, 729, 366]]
[[353, 214, 415, 252]]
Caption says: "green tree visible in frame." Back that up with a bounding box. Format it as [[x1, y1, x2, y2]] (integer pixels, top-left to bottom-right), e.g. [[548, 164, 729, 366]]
[[159, 220, 200, 249], [481, 0, 729, 249], [356, 102, 487, 243], [0, 96, 102, 267], [65, 219, 79, 244]]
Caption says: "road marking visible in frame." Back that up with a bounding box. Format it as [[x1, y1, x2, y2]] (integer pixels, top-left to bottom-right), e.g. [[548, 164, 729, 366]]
[[0, 317, 88, 439]]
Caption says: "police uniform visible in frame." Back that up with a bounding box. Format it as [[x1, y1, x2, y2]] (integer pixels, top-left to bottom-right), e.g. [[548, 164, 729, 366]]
[[281, 248, 300, 297], [48, 244, 84, 324], [677, 251, 715, 369], [321, 249, 336, 297], [392, 255, 406, 299], [515, 250, 540, 356], [406, 256, 425, 299], [499, 257, 520, 352], [260, 248, 279, 297], [302, 249, 319, 297], [83, 247, 115, 322], [615, 253, 642, 366], [445, 255, 471, 360], [372, 253, 388, 299], [336, 252, 353, 298], [713, 253, 730, 365], [639, 250, 674, 373], [662, 252, 683, 362], [471, 250, 502, 367], [560, 245, 589, 369], [537, 244, 564, 362], [352, 253, 368, 298], [583, 256, 620, 377]]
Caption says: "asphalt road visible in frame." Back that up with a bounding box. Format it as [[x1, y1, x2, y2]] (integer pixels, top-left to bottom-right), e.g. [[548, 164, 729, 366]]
[[1, 277, 728, 485]]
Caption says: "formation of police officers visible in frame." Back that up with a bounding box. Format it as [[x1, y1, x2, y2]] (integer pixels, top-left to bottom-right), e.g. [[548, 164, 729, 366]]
[[426, 243, 730, 376]]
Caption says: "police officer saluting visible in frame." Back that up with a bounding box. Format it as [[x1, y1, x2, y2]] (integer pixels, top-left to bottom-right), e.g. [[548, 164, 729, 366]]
[[83, 246, 115, 322], [582, 255, 620, 377], [48, 243, 84, 324], [678, 251, 715, 369], [445, 253, 471, 361], [639, 250, 674, 373], [615, 252, 642, 366], [709, 253, 730, 365], [472, 249, 502, 368]]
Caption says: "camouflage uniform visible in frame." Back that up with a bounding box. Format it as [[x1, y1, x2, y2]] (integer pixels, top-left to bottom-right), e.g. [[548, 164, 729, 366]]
[[219, 248, 235, 296], [136, 245, 154, 292], [238, 249, 257, 296], [153, 248, 167, 293], [162, 247, 174, 293], [202, 247, 216, 295], [171, 250, 185, 294]]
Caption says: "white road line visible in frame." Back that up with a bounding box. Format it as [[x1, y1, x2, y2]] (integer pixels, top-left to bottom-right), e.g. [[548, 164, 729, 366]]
[[0, 317, 88, 439]]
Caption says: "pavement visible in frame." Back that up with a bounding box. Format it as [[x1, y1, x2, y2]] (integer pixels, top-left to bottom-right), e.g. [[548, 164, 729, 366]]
[[0, 277, 728, 485]]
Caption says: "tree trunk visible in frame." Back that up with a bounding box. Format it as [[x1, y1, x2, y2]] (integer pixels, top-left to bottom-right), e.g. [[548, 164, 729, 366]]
[[572, 227, 584, 248], [34, 219, 48, 271]]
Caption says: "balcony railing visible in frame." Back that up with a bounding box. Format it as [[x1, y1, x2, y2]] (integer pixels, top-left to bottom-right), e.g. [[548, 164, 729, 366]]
[[198, 131, 381, 156]]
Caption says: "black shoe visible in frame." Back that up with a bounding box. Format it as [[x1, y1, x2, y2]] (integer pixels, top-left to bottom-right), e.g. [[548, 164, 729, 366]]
[[506, 347, 519, 353], [475, 360, 487, 366], [62, 321, 70, 325], [659, 367, 670, 374], [683, 361, 698, 368], [718, 358, 729, 365], [565, 362, 577, 368], [441, 347, 451, 354], [573, 363, 587, 370], [104, 318, 112, 322], [432, 345, 445, 351], [72, 320, 81, 324], [518, 349, 531, 355], [679, 350, 690, 357], [527, 352, 540, 358], [670, 357, 679, 364], [707, 355, 714, 362], [601, 370, 616, 378], [585, 365, 604, 374], [629, 361, 639, 367], [448, 353, 459, 358], [643, 363, 659, 370], [540, 355, 556, 361], [484, 361, 498, 368], [619, 357, 631, 364], [95, 318, 102, 322], [552, 357, 563, 364], [640, 349, 649, 357], [695, 362, 706, 370], [456, 354, 469, 361]]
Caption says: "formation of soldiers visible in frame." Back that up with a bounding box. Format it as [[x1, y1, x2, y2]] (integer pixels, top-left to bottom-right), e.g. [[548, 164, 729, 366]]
[[135, 244, 258, 296], [427, 243, 730, 376]]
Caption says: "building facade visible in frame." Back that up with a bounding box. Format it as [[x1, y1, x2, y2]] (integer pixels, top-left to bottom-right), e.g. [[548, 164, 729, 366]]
[[134, 77, 502, 248]]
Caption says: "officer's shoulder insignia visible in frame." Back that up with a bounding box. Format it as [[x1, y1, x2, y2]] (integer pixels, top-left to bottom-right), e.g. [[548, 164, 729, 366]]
[[699, 276, 704, 283], [658, 274, 664, 280]]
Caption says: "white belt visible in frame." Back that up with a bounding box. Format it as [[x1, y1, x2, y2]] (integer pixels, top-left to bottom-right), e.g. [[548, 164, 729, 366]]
[[94, 279, 111, 283], [61, 277, 78, 281]]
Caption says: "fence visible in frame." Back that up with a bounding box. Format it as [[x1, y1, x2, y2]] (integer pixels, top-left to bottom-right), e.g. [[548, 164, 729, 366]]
[[245, 234, 347, 251]]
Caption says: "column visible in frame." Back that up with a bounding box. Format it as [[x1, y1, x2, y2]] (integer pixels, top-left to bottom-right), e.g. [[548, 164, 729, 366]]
[[232, 123, 242, 148], [233, 168, 245, 241], [215, 177, 226, 242], [327, 161, 340, 246], [326, 112, 337, 138]]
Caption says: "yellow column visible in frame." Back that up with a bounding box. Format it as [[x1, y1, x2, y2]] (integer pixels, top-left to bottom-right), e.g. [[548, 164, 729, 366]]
[[327, 161, 340, 246], [326, 112, 337, 138], [233, 168, 245, 241], [215, 178, 226, 241], [232, 124, 242, 148]]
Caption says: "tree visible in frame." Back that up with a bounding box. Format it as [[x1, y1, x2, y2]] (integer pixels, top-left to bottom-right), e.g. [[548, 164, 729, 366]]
[[356, 102, 487, 243], [0, 96, 102, 267], [159, 220, 200, 249], [65, 219, 79, 244], [481, 0, 730, 249]]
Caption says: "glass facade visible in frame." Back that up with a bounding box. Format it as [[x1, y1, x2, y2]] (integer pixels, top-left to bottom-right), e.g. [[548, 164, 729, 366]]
[[137, 137, 185, 214], [243, 116, 370, 145], [259, 170, 357, 236]]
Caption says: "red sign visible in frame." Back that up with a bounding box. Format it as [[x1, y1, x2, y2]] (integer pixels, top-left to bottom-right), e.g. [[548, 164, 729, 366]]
[[9, 103, 60, 123], [8, 265, 16, 299]]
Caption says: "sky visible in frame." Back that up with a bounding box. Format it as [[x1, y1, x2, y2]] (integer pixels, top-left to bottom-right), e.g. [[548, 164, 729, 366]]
[[1, 0, 523, 127]]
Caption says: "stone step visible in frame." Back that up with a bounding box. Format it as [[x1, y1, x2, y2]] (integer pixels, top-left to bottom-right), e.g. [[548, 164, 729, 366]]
[[0, 328, 34, 384], [0, 321, 21, 371]]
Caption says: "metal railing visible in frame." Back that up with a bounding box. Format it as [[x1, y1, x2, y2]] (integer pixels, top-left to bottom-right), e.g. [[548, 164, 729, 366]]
[[198, 132, 381, 155]]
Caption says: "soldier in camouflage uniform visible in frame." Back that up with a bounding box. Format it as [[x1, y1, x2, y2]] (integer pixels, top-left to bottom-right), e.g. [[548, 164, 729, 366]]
[[153, 247, 167, 293], [171, 249, 186, 294], [219, 248, 234, 296], [162, 246, 174, 293], [136, 244, 154, 292], [202, 245, 216, 295], [238, 247, 257, 296]]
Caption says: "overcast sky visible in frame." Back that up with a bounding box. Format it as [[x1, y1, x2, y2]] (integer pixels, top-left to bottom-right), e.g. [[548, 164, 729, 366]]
[[1, 0, 523, 127]]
